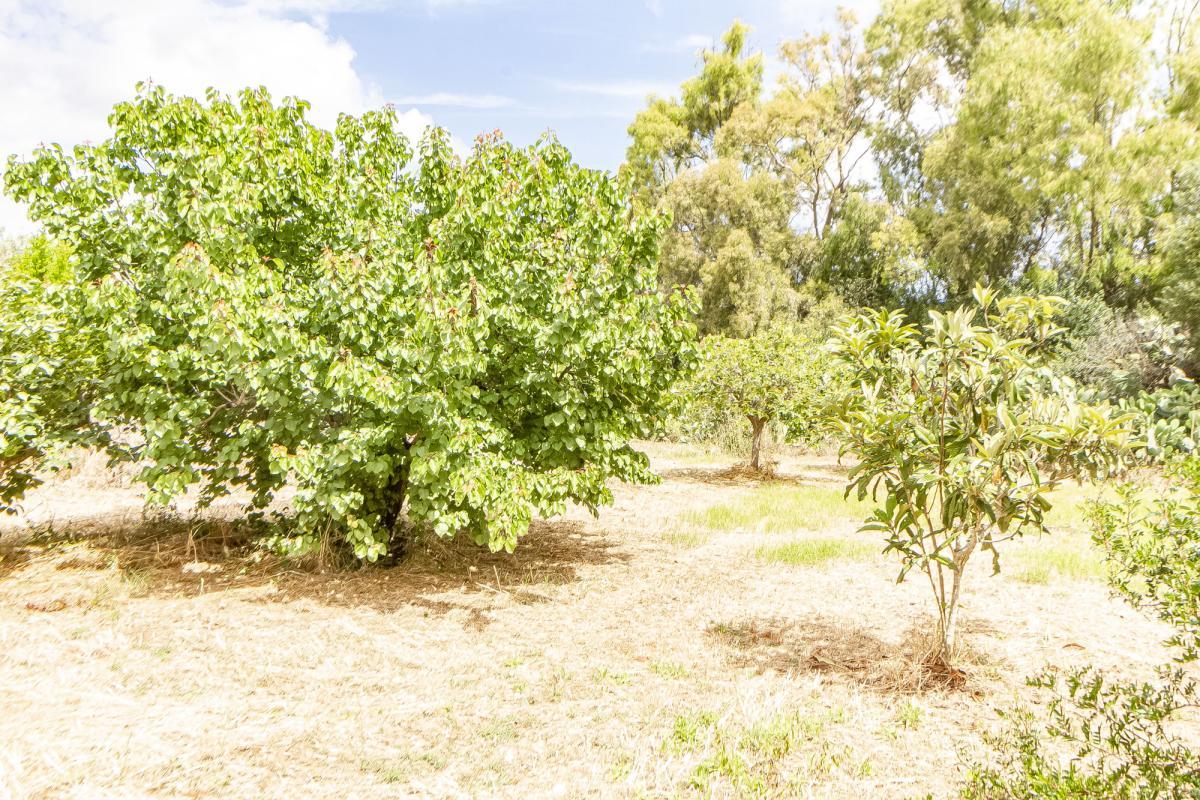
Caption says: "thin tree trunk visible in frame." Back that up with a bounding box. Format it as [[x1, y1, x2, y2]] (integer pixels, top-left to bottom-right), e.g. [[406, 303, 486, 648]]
[[749, 416, 767, 472], [934, 529, 980, 668]]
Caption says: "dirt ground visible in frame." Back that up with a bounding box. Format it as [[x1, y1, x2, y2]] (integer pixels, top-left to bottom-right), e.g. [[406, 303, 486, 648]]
[[0, 443, 1191, 799]]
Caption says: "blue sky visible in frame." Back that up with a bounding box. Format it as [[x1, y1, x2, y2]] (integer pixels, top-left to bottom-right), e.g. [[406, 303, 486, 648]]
[[0, 0, 878, 232], [328, 0, 872, 169]]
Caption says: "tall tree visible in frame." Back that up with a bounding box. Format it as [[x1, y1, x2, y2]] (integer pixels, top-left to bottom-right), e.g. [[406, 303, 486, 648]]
[[625, 23, 800, 336]]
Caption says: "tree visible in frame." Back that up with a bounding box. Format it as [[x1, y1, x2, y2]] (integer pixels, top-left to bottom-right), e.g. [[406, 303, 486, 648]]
[[831, 287, 1131, 667], [687, 322, 840, 471], [965, 456, 1200, 798], [624, 21, 764, 204], [625, 23, 801, 336], [0, 240, 99, 513], [4, 84, 696, 561], [868, 0, 1199, 306], [1158, 165, 1200, 365], [808, 192, 928, 310], [722, 10, 877, 243], [657, 159, 801, 337]]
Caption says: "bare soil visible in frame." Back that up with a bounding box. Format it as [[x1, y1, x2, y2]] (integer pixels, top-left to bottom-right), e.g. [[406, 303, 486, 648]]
[[0, 444, 1191, 799]]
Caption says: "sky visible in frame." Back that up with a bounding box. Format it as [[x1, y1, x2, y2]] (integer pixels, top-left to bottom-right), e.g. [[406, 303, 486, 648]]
[[0, 0, 879, 234]]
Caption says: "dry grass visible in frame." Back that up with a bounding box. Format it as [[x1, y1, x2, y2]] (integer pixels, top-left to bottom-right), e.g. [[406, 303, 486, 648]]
[[0, 445, 1194, 799]]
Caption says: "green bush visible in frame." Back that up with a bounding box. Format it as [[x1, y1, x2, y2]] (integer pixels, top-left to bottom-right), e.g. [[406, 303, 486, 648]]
[[964, 458, 1200, 798], [0, 248, 100, 512], [3, 84, 696, 560], [1117, 379, 1200, 462]]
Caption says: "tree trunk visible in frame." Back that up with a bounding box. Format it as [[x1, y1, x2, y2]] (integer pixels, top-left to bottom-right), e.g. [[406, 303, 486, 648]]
[[383, 459, 411, 559], [749, 416, 767, 472], [932, 529, 981, 669]]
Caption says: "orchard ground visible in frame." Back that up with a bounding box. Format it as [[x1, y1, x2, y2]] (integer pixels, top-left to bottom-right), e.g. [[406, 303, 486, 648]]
[[0, 443, 1194, 799]]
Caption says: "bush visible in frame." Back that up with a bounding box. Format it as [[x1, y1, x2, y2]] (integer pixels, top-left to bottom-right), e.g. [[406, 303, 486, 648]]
[[1117, 378, 1200, 462], [964, 457, 1200, 798], [0, 246, 99, 512], [3, 84, 696, 560]]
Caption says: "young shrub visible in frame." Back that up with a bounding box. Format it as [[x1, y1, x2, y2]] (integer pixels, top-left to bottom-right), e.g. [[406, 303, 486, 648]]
[[687, 324, 841, 472], [4, 84, 696, 560], [964, 457, 1200, 798], [831, 287, 1131, 667]]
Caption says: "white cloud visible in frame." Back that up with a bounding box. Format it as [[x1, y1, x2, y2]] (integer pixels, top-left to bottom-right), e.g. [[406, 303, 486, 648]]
[[395, 92, 518, 108], [0, 0, 436, 234]]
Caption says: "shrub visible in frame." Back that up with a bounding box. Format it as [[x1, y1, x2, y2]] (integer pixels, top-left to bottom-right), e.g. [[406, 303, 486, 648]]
[[964, 457, 1200, 798], [3, 84, 696, 560], [831, 287, 1131, 667], [1117, 378, 1200, 462]]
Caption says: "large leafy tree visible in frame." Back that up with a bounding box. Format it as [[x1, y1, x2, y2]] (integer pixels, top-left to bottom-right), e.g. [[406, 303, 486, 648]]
[[832, 287, 1131, 667], [869, 0, 1200, 305], [4, 84, 696, 560]]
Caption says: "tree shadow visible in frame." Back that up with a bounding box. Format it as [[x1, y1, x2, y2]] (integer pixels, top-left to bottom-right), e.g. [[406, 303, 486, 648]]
[[0, 511, 630, 622], [658, 461, 850, 488], [707, 615, 992, 695]]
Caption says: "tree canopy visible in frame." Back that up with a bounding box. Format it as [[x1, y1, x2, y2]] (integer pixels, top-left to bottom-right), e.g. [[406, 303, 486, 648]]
[[3, 84, 696, 560]]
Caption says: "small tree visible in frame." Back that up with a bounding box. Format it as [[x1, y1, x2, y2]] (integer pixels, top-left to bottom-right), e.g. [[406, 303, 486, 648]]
[[688, 325, 839, 471], [4, 85, 696, 560], [831, 287, 1131, 667]]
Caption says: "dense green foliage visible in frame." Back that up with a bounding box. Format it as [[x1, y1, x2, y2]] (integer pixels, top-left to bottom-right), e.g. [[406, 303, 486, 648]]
[[0, 245, 98, 512], [832, 288, 1132, 665], [685, 321, 843, 470], [965, 457, 1200, 798], [624, 1, 1200, 351], [3, 85, 695, 560]]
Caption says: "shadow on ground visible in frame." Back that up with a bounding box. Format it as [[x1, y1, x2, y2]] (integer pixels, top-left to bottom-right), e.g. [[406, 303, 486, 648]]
[[0, 511, 630, 618], [658, 461, 850, 488], [707, 615, 990, 694]]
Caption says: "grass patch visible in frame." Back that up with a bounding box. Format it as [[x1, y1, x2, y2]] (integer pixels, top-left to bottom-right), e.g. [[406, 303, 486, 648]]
[[665, 706, 854, 797], [1012, 541, 1107, 584], [754, 537, 877, 567], [682, 483, 870, 534], [650, 660, 690, 679], [1039, 482, 1117, 532], [661, 528, 710, 548]]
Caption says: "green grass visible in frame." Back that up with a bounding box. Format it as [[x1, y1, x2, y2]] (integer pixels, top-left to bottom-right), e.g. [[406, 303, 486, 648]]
[[1012, 533, 1108, 584], [683, 483, 871, 534], [1038, 482, 1117, 532], [755, 537, 878, 567], [649, 660, 691, 679], [665, 706, 853, 797]]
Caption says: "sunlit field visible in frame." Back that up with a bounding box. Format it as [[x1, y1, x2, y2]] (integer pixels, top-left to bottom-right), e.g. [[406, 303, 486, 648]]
[[1, 443, 1187, 799]]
